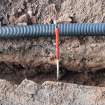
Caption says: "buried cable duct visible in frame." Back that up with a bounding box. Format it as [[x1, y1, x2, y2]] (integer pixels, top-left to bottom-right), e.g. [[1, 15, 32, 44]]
[[0, 23, 105, 38]]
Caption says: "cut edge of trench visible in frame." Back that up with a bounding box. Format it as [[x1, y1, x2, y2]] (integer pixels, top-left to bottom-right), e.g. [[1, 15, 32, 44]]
[[0, 61, 105, 87]]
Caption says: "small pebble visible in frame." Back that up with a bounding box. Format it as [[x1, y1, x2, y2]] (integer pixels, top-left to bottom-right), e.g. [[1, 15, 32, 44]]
[[31, 16, 36, 24]]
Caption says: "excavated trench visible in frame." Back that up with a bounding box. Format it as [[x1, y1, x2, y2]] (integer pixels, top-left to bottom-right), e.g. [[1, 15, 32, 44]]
[[0, 37, 105, 86], [0, 61, 105, 86]]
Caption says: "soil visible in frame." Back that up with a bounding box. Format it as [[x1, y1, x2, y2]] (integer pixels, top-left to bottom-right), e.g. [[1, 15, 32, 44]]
[[0, 0, 105, 87], [0, 0, 105, 105], [0, 61, 105, 87]]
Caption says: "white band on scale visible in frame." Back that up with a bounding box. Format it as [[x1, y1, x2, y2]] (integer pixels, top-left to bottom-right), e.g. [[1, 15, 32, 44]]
[[57, 59, 59, 80]]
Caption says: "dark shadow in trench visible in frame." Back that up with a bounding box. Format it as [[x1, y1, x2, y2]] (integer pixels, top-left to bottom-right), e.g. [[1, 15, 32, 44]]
[[0, 61, 105, 86]]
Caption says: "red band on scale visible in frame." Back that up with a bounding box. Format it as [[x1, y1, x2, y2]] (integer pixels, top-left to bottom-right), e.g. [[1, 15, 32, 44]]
[[55, 28, 60, 60]]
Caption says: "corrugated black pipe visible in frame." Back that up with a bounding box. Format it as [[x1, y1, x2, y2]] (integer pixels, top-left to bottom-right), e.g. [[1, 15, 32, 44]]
[[0, 23, 105, 38]]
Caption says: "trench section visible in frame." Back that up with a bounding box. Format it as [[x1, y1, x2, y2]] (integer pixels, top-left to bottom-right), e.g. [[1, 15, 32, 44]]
[[0, 38, 104, 86]]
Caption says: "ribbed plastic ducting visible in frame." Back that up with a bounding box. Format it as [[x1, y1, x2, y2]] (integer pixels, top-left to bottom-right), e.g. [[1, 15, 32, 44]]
[[0, 23, 105, 38]]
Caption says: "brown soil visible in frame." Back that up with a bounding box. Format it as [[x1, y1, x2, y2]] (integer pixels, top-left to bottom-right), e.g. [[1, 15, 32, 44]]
[[0, 0, 105, 87], [0, 61, 105, 87]]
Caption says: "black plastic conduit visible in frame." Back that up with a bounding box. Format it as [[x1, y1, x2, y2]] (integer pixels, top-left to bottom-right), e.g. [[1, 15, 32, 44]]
[[0, 23, 105, 38]]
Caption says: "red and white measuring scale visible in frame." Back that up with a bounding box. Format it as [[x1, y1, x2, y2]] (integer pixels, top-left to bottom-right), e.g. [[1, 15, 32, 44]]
[[53, 16, 60, 80], [55, 26, 60, 80]]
